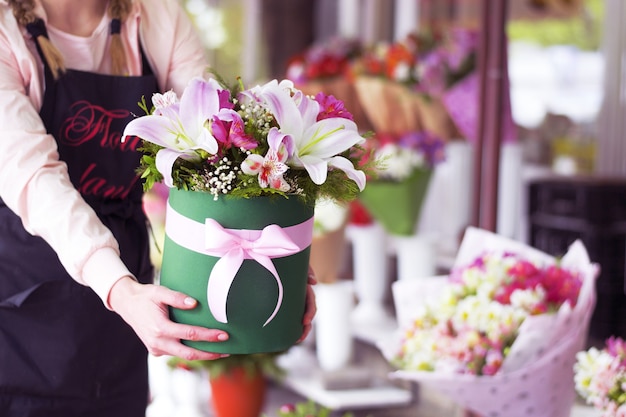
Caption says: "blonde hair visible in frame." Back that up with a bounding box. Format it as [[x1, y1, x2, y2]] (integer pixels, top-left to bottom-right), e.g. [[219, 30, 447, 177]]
[[9, 0, 132, 78]]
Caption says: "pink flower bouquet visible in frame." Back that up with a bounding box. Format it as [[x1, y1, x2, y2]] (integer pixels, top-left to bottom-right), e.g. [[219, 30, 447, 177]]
[[382, 227, 599, 417], [574, 336, 626, 416]]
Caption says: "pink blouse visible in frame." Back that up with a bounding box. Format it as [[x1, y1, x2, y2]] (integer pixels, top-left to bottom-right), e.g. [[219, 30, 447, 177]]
[[0, 0, 209, 306]]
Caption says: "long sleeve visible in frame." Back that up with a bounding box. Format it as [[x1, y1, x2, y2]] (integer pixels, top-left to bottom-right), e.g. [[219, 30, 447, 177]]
[[0, 0, 209, 306]]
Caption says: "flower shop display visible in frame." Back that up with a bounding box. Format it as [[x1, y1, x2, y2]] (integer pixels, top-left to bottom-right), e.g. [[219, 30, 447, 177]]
[[122, 74, 371, 354], [351, 27, 517, 145], [574, 336, 626, 416], [381, 227, 599, 417], [358, 131, 445, 237]]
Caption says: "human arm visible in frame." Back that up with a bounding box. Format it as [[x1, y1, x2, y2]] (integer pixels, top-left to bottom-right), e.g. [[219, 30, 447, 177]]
[[0, 1, 229, 358], [298, 266, 317, 343]]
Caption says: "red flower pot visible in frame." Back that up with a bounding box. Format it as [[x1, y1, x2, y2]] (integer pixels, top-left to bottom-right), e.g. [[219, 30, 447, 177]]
[[209, 366, 267, 417]]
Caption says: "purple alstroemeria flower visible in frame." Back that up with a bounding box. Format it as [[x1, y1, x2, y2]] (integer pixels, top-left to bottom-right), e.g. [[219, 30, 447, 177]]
[[399, 131, 446, 167]]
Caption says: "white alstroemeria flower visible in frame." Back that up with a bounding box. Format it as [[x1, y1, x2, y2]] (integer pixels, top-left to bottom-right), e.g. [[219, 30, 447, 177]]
[[245, 80, 366, 191], [241, 127, 291, 191], [313, 197, 348, 236], [574, 348, 617, 401], [123, 77, 221, 187], [376, 143, 425, 181]]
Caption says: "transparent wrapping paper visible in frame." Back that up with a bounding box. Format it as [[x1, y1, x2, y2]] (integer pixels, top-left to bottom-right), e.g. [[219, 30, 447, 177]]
[[353, 76, 459, 141], [381, 227, 599, 417], [353, 76, 423, 135], [442, 73, 517, 144]]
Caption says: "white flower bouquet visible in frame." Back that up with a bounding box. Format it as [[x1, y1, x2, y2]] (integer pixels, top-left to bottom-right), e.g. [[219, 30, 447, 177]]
[[381, 227, 599, 417]]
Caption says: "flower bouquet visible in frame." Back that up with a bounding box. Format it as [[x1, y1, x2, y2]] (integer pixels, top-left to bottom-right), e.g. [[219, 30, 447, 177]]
[[350, 30, 459, 140], [286, 37, 371, 133], [381, 227, 599, 417], [416, 27, 517, 144], [309, 197, 349, 284], [123, 73, 370, 354], [574, 337, 626, 416], [357, 131, 445, 236]]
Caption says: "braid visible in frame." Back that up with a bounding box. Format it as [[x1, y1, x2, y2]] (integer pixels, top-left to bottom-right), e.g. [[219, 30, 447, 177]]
[[8, 0, 36, 26], [8, 0, 66, 79], [108, 0, 132, 75]]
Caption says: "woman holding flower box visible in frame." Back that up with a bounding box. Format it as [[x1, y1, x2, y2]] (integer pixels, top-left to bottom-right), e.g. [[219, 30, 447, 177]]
[[0, 0, 317, 416]]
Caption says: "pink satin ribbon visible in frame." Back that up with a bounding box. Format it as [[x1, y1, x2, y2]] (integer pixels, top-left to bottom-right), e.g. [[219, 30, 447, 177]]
[[165, 202, 314, 327]]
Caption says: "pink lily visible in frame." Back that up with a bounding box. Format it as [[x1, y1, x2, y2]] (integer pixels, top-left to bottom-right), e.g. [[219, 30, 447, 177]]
[[240, 80, 366, 191], [122, 77, 222, 187]]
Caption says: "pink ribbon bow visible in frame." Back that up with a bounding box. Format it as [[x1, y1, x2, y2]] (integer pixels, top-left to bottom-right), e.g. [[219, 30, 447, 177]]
[[165, 203, 314, 327]]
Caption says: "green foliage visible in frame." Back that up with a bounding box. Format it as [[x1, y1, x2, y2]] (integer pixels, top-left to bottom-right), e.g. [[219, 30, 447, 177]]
[[507, 0, 604, 51], [267, 399, 355, 417], [167, 352, 285, 380]]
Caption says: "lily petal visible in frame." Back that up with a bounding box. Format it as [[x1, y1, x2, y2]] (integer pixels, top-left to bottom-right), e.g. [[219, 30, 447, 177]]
[[295, 91, 319, 130], [179, 78, 220, 140], [155, 148, 190, 187], [192, 128, 219, 154], [260, 82, 304, 138], [123, 114, 178, 148], [296, 154, 328, 185], [300, 118, 364, 158], [327, 156, 367, 191]]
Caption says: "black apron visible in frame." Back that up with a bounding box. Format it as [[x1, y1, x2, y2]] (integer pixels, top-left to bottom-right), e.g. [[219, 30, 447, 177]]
[[0, 19, 157, 417]]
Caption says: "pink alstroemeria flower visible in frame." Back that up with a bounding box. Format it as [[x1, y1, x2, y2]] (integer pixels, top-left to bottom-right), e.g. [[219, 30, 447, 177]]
[[122, 77, 222, 187], [210, 109, 258, 161], [241, 127, 291, 191], [240, 79, 366, 191], [314, 92, 354, 121]]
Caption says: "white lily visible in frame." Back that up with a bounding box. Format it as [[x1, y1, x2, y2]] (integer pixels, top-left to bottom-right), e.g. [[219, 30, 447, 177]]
[[243, 80, 366, 191], [123, 77, 221, 187]]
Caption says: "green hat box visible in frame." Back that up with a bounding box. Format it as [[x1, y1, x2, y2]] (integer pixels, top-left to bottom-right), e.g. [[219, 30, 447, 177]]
[[159, 188, 314, 354]]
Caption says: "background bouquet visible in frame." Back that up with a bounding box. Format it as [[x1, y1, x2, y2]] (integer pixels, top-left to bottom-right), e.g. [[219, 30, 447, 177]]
[[123, 74, 372, 354], [382, 227, 599, 417], [350, 29, 458, 140], [357, 131, 445, 236], [575, 337, 626, 416], [285, 37, 371, 133]]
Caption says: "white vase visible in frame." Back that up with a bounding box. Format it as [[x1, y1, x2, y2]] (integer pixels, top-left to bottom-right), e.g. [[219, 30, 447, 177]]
[[347, 223, 393, 327], [497, 141, 522, 239], [170, 367, 208, 417], [392, 233, 436, 280], [314, 281, 355, 372], [146, 355, 177, 417]]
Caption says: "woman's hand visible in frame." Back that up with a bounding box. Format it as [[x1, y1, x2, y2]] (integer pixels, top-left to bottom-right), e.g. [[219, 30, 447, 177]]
[[298, 266, 317, 343], [108, 276, 229, 361]]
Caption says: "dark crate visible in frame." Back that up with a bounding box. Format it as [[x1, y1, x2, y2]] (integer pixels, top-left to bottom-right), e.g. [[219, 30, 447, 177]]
[[528, 176, 626, 341]]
